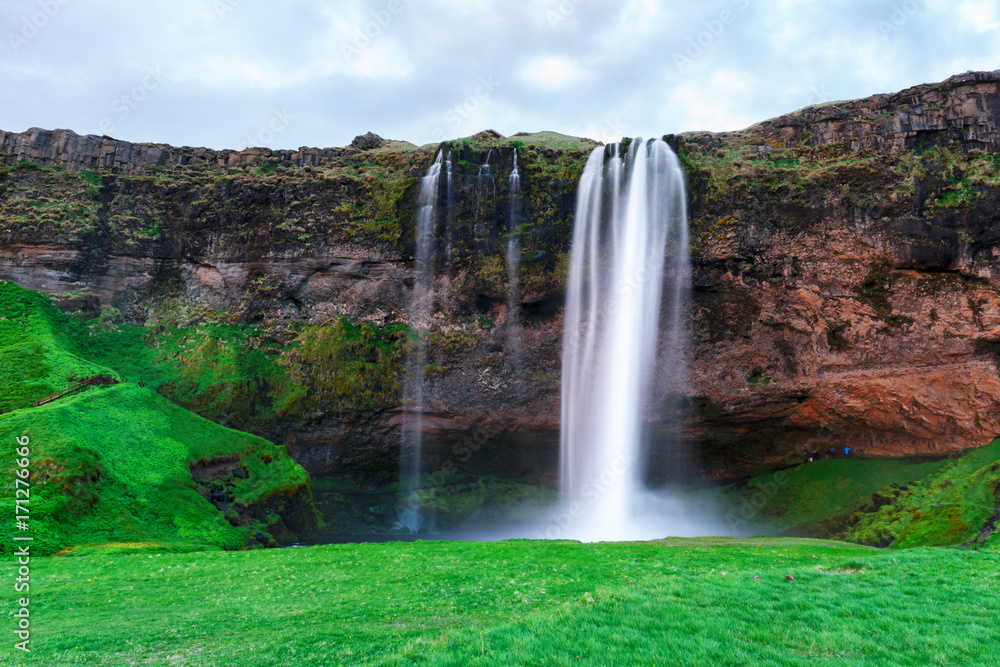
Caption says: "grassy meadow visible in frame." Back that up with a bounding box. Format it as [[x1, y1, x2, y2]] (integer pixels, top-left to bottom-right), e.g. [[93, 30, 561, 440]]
[[3, 537, 997, 666]]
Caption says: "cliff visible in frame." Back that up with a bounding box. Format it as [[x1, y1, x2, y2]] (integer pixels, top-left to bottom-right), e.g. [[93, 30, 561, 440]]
[[4, 70, 1000, 486], [681, 69, 1000, 474], [0, 127, 355, 174]]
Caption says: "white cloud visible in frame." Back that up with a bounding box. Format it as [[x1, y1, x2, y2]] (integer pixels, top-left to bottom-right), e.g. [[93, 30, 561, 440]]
[[518, 56, 585, 90], [956, 0, 1000, 32], [666, 69, 758, 134]]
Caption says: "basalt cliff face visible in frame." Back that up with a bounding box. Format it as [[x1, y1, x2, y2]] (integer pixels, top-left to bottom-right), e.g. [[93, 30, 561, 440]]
[[4, 71, 1000, 484]]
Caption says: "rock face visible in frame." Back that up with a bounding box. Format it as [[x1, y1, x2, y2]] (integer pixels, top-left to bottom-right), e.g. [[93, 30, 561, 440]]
[[4, 73, 1000, 483], [0, 127, 398, 174], [754, 70, 1000, 153], [677, 70, 1000, 475]]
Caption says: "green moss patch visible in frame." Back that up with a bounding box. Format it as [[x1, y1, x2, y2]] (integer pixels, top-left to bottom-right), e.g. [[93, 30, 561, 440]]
[[830, 440, 1000, 549], [718, 457, 949, 534], [0, 282, 409, 434]]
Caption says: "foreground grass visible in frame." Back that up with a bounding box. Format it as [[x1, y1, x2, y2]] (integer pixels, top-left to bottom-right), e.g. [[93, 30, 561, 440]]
[[6, 537, 998, 666]]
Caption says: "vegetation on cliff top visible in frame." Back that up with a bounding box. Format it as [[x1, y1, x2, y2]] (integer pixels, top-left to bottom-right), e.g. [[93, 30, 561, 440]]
[[0, 129, 593, 267], [674, 132, 1000, 253], [0, 281, 315, 555]]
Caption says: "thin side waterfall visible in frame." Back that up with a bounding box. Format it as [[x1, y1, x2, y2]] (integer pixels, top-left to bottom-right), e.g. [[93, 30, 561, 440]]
[[506, 149, 522, 370], [399, 150, 443, 531], [559, 138, 692, 541], [479, 148, 494, 181], [444, 150, 454, 271], [476, 149, 495, 220]]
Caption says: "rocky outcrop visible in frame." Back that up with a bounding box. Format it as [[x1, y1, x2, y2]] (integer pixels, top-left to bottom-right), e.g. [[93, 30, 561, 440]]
[[5, 73, 1000, 483], [0, 127, 405, 174], [746, 70, 1000, 153]]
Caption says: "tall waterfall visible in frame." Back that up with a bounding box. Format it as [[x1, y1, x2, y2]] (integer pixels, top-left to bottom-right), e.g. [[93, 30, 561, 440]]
[[559, 138, 691, 541], [399, 150, 444, 530], [506, 149, 522, 369]]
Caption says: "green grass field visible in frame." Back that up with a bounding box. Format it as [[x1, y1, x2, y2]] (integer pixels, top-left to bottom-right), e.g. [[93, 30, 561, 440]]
[[0, 383, 313, 555], [5, 537, 997, 666]]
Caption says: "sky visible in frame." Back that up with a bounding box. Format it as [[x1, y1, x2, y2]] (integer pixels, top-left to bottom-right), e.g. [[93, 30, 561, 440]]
[[1, 0, 998, 151]]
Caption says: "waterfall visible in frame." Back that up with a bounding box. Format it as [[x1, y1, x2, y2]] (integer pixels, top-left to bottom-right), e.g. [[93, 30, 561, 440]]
[[476, 149, 495, 223], [444, 150, 454, 271], [399, 149, 443, 531], [506, 149, 522, 371], [479, 148, 494, 180], [558, 138, 691, 541]]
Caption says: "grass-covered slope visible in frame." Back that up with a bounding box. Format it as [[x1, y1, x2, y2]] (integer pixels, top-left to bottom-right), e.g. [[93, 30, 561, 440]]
[[719, 457, 950, 533], [0, 281, 119, 413], [25, 537, 1000, 665], [4, 286, 409, 437], [820, 441, 1000, 548], [718, 444, 1000, 549], [0, 281, 315, 555]]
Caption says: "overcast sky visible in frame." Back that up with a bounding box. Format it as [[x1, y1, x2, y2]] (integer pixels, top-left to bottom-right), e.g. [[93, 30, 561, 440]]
[[1, 0, 998, 151]]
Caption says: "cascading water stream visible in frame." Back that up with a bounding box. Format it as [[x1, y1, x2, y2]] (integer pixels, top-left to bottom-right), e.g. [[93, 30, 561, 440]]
[[479, 148, 494, 180], [559, 138, 691, 541], [399, 150, 443, 531], [506, 149, 522, 370], [444, 150, 454, 271], [476, 149, 495, 222]]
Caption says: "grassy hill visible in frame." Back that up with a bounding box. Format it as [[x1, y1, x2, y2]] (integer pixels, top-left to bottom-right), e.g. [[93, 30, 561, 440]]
[[717, 446, 1000, 550], [0, 281, 316, 555]]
